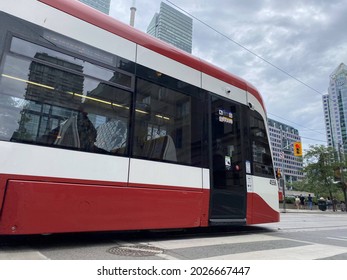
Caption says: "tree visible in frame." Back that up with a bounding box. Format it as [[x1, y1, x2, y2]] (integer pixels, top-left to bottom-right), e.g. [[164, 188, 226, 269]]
[[303, 145, 340, 199], [335, 145, 347, 204]]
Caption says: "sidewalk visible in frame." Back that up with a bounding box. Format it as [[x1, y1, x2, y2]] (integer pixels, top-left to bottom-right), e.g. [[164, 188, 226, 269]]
[[280, 205, 346, 214], [281, 208, 323, 213]]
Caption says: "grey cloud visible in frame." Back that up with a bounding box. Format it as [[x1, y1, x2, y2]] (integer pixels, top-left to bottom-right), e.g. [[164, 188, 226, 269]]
[[110, 0, 347, 145]]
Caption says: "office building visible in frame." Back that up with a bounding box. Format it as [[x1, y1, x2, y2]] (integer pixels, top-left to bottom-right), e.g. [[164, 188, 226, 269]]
[[323, 63, 347, 154], [268, 118, 304, 183], [147, 2, 193, 53], [79, 0, 110, 14]]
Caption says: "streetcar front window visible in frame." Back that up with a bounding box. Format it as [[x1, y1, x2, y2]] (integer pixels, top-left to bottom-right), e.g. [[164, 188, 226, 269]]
[[250, 111, 274, 178]]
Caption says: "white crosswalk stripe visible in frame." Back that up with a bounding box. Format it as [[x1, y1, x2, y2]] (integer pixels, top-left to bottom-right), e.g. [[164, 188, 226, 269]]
[[0, 250, 49, 260], [203, 244, 347, 260], [148, 233, 347, 260], [148, 234, 284, 250]]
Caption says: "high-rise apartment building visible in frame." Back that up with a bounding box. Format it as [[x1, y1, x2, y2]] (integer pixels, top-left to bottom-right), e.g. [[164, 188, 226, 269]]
[[268, 118, 304, 183], [79, 0, 110, 14], [323, 94, 333, 147], [147, 2, 193, 53], [323, 63, 347, 154]]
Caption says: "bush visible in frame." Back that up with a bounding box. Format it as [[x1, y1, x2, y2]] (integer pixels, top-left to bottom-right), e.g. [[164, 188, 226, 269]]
[[285, 197, 295, 204]]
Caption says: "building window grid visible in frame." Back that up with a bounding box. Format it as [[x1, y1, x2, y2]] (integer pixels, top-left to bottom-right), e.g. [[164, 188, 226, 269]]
[[148, 2, 193, 53], [268, 118, 303, 181]]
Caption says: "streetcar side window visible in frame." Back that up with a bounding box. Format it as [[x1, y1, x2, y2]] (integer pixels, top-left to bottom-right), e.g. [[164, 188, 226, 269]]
[[0, 36, 132, 155], [249, 111, 274, 177], [133, 71, 207, 167]]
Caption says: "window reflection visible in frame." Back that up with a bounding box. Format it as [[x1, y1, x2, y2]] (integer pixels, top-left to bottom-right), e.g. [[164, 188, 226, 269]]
[[10, 37, 132, 88], [133, 78, 205, 166], [0, 36, 207, 166], [250, 112, 274, 177], [0, 37, 132, 156]]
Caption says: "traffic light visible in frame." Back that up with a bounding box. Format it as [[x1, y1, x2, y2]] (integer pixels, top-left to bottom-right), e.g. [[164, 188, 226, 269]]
[[293, 142, 302, 156], [276, 168, 281, 179]]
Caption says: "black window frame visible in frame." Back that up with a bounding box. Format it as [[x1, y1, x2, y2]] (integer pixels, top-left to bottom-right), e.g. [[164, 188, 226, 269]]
[[132, 64, 209, 168]]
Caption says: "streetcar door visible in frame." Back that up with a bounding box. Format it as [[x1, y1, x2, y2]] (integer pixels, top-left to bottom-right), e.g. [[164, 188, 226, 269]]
[[209, 96, 246, 224]]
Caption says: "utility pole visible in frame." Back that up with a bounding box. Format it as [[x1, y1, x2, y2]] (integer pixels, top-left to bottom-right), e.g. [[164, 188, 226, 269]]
[[338, 142, 347, 206], [280, 128, 287, 213]]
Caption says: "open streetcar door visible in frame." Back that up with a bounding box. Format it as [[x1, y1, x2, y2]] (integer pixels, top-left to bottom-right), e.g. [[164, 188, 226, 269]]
[[209, 96, 247, 225]]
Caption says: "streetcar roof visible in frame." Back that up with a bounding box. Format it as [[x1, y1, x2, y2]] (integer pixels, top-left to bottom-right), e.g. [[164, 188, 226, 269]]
[[38, 0, 264, 110]]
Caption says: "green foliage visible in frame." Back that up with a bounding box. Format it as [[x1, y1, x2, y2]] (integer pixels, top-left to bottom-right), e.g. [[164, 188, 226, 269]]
[[303, 144, 347, 202], [284, 197, 295, 204]]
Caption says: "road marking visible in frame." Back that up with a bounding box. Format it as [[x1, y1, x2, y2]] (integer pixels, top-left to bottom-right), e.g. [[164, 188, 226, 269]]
[[156, 253, 180, 260], [202, 244, 347, 260], [0, 250, 49, 260], [149, 234, 284, 250], [327, 236, 347, 242], [275, 226, 347, 233]]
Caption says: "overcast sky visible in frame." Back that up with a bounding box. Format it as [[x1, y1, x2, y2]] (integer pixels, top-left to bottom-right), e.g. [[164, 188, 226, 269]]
[[109, 0, 347, 151]]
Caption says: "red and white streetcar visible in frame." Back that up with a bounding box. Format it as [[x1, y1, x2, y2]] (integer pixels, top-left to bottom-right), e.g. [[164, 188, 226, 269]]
[[0, 0, 279, 235]]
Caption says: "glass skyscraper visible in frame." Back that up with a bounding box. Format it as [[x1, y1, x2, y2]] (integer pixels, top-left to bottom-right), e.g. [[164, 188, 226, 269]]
[[147, 2, 193, 53], [79, 0, 110, 14], [323, 63, 347, 154]]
